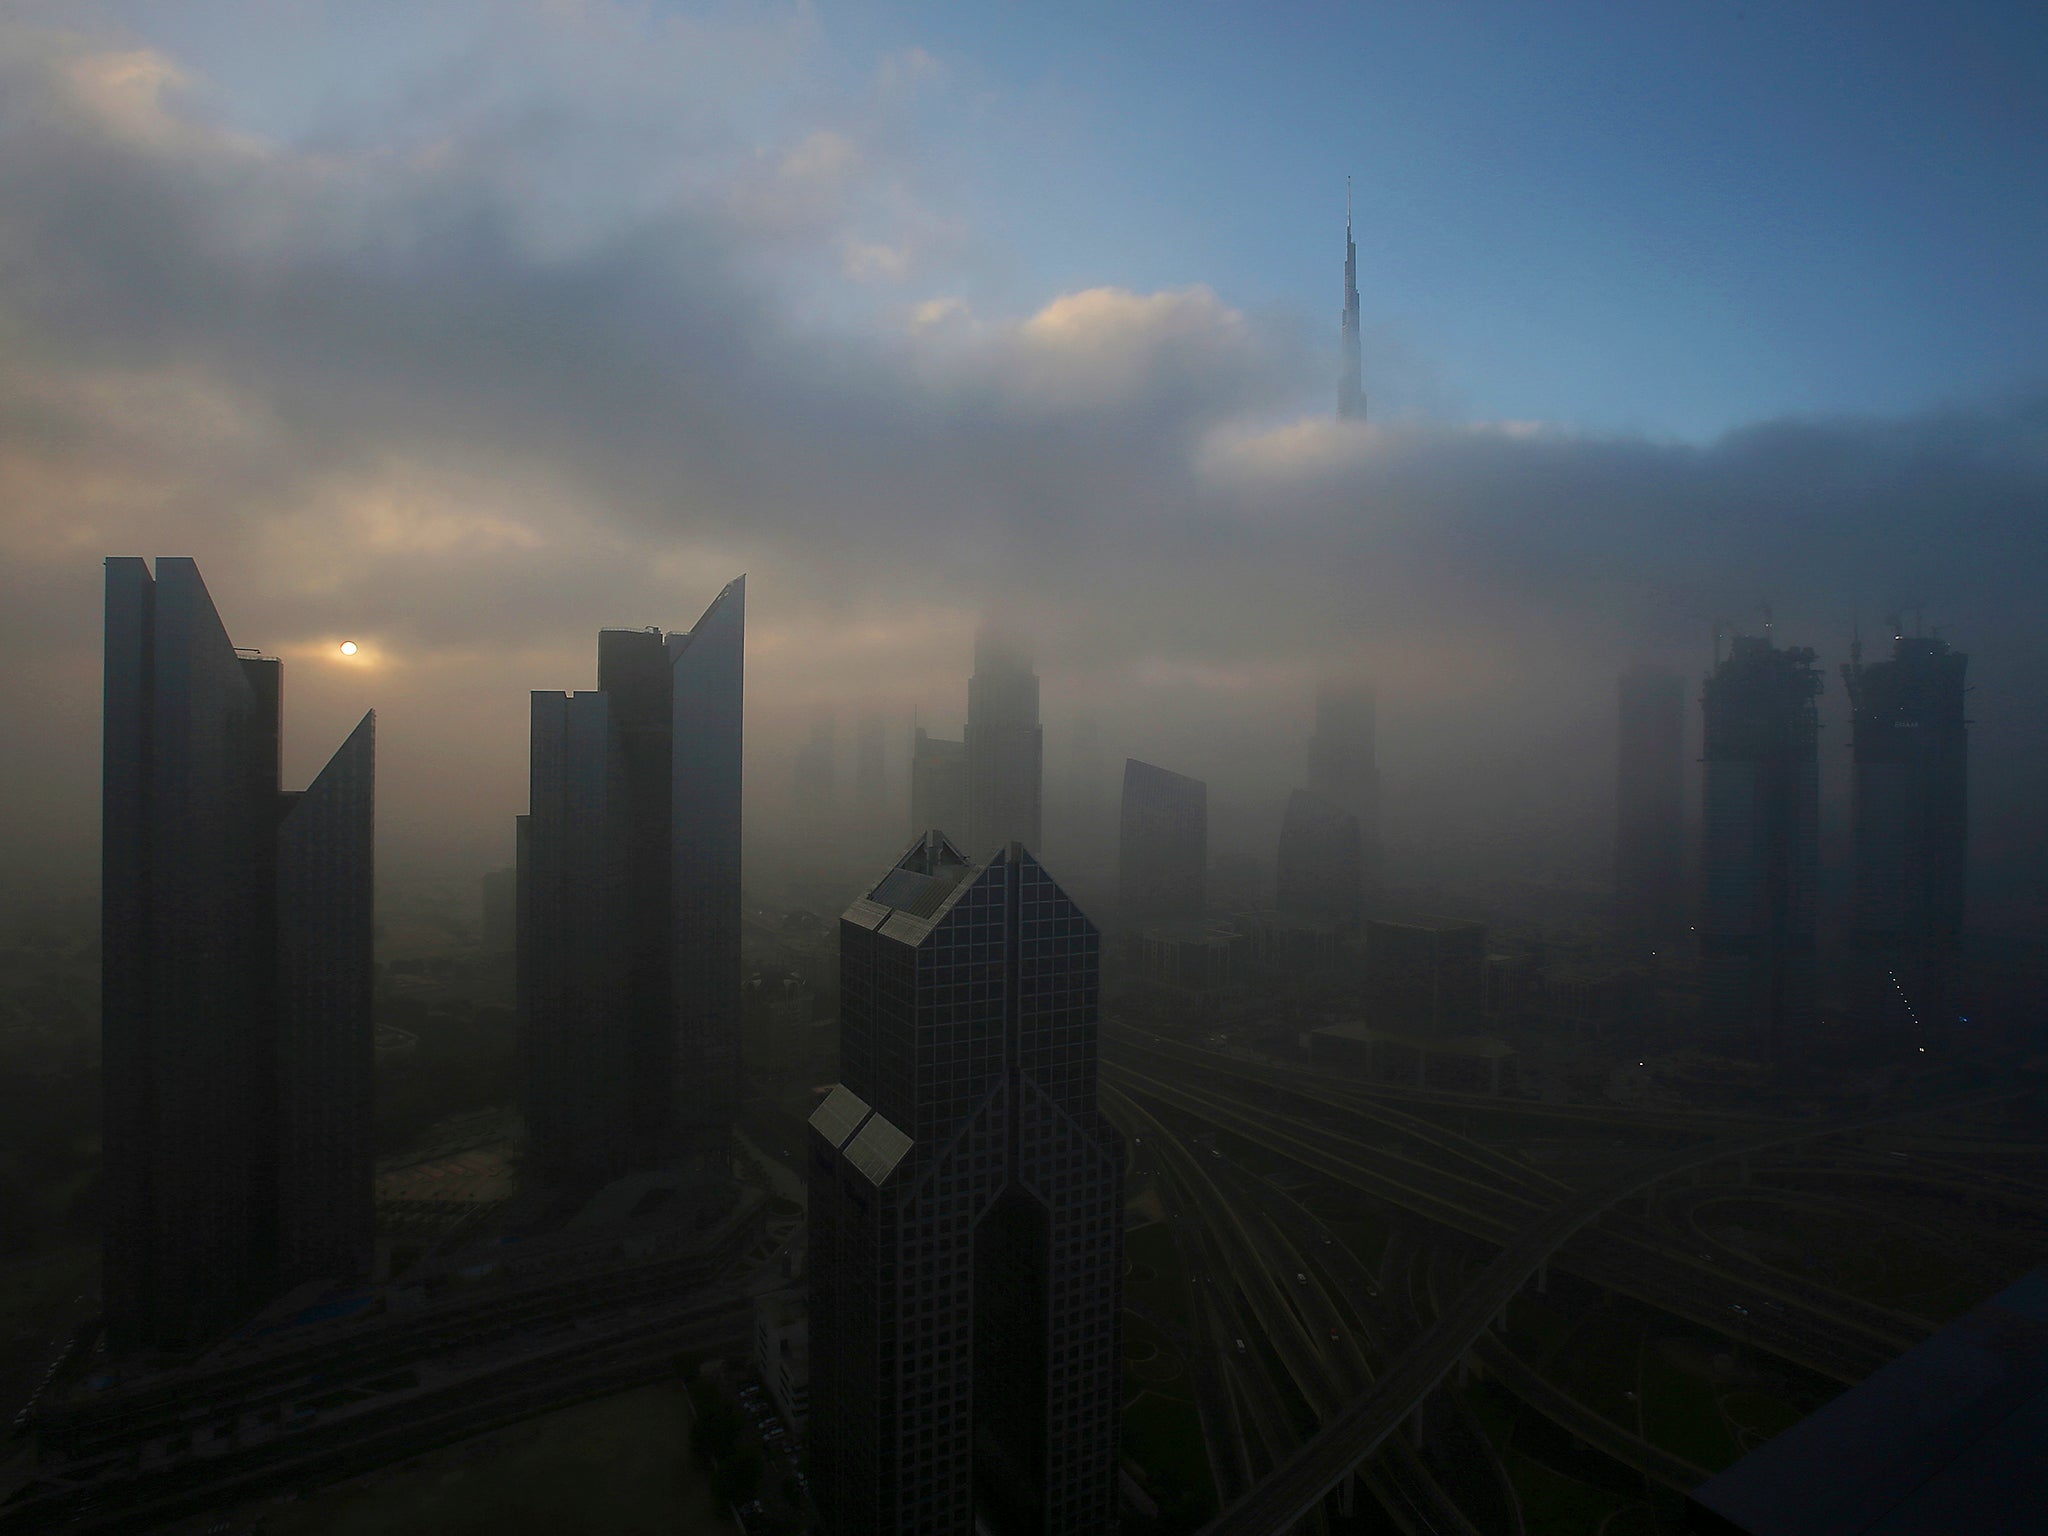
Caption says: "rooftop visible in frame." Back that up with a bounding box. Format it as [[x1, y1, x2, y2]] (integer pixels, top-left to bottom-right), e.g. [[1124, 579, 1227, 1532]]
[[1688, 1268, 2048, 1536]]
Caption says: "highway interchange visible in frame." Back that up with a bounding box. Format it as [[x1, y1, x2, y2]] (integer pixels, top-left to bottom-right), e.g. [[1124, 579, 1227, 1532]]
[[1099, 1024, 2041, 1535]]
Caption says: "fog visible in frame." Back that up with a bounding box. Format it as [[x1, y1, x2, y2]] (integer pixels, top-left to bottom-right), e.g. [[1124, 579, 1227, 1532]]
[[3, 15, 2046, 932]]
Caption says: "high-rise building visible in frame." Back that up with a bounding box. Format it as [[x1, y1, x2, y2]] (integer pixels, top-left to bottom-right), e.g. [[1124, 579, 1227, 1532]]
[[1700, 635, 1822, 1063], [1364, 917, 1486, 1036], [964, 632, 1042, 860], [807, 834, 1124, 1535], [520, 577, 744, 1180], [856, 712, 888, 819], [1307, 681, 1380, 912], [1339, 177, 1364, 421], [1616, 669, 1686, 951], [102, 558, 374, 1351], [1275, 787, 1362, 931], [911, 728, 968, 844], [1117, 759, 1206, 931], [1842, 633, 1968, 1048]]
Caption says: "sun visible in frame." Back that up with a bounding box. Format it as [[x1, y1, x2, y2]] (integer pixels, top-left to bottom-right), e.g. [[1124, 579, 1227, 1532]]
[[339, 641, 358, 656]]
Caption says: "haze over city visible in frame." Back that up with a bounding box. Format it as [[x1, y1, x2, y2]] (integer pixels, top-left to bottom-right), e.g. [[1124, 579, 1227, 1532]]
[[5, 6, 2048, 1536], [3, 1, 2046, 923]]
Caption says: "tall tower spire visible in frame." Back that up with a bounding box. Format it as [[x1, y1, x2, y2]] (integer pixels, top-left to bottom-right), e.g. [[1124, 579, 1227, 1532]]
[[1339, 174, 1365, 421]]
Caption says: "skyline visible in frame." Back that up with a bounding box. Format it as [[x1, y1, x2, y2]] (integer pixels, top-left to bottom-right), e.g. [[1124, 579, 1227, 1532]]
[[3, 4, 2047, 928]]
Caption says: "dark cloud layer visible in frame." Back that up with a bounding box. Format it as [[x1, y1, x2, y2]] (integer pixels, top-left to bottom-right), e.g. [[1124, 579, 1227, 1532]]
[[3, 18, 2045, 923]]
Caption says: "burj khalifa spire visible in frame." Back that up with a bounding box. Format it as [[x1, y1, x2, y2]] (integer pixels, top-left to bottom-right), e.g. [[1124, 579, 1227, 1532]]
[[1339, 175, 1365, 421]]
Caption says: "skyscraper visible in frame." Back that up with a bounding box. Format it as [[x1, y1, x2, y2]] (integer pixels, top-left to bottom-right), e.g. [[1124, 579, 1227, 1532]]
[[1307, 681, 1380, 913], [856, 712, 888, 818], [1338, 177, 1364, 421], [1700, 635, 1822, 1063], [103, 558, 375, 1351], [1616, 669, 1686, 952], [1275, 787, 1363, 931], [911, 727, 968, 844], [1117, 759, 1206, 931], [964, 631, 1042, 860], [1842, 633, 1968, 1049], [807, 834, 1124, 1535], [520, 576, 744, 1180]]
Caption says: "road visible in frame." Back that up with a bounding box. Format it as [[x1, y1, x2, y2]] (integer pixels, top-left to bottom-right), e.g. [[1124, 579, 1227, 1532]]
[[1193, 1083, 2024, 1536], [1112, 1049, 1937, 1381], [1, 1295, 748, 1533], [1112, 1086, 1483, 1535]]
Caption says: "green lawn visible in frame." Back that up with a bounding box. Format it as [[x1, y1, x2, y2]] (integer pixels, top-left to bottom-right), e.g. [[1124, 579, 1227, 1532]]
[[1545, 1307, 1643, 1426], [1505, 1293, 1578, 1365], [1123, 1389, 1219, 1532], [1720, 1388, 1806, 1448], [1123, 1221, 1198, 1335], [1508, 1451, 1626, 1536], [1640, 1340, 1739, 1471]]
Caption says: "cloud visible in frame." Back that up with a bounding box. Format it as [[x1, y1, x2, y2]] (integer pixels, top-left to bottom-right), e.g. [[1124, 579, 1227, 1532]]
[[2, 13, 2046, 917], [842, 238, 911, 281]]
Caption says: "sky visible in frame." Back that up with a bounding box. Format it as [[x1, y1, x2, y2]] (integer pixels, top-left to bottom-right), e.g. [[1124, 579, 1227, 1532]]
[[2, 1, 2046, 923]]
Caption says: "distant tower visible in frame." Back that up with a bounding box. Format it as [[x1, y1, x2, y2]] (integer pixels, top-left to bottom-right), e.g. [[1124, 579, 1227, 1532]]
[[808, 835, 1123, 1534], [964, 630, 1043, 859], [1616, 670, 1686, 952], [103, 558, 375, 1351], [1118, 759, 1207, 931], [1699, 636, 1822, 1064], [521, 577, 744, 1180], [1842, 632, 1968, 1049], [855, 711, 887, 818], [1307, 681, 1380, 911], [911, 726, 968, 844], [1276, 788, 1363, 931], [1338, 176, 1365, 421]]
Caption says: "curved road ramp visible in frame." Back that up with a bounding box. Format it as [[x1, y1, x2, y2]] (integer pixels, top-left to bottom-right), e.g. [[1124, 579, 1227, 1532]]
[[1196, 1085, 2024, 1536]]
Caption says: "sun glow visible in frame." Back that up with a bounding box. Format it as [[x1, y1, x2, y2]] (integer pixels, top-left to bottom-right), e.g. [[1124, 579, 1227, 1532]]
[[339, 640, 358, 656]]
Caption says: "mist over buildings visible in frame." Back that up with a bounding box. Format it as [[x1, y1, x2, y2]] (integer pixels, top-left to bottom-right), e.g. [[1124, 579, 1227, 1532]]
[[2, 12, 2046, 932]]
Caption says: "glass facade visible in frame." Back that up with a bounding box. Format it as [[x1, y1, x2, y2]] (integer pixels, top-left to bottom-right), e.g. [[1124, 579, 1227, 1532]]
[[810, 837, 1123, 1535]]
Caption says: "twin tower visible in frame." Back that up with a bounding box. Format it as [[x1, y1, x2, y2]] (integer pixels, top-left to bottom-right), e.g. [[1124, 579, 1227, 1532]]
[[102, 559, 374, 1351]]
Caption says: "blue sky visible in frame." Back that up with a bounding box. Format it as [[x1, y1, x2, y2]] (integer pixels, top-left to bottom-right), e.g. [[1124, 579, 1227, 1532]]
[[79, 1, 2048, 439], [859, 0, 2048, 437]]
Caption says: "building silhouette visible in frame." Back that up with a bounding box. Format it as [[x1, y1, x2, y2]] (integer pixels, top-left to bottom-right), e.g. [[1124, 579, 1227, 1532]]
[[1307, 681, 1380, 914], [1700, 635, 1821, 1063], [520, 577, 744, 1181], [964, 631, 1043, 860], [807, 834, 1124, 1535], [1842, 632, 1968, 1049], [1118, 759, 1206, 931], [1275, 787, 1363, 931], [911, 728, 968, 844], [1616, 669, 1686, 952], [102, 557, 374, 1351], [1364, 917, 1486, 1036], [1339, 178, 1365, 421], [856, 712, 888, 819]]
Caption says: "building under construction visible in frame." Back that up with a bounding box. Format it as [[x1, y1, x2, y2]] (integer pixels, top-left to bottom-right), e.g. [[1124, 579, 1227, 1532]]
[[1699, 635, 1822, 1064], [1842, 632, 1968, 1050]]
